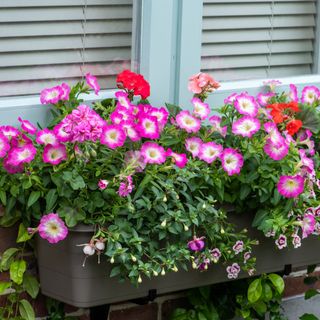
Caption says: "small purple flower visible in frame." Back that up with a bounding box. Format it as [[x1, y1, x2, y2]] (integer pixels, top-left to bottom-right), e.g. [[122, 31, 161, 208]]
[[188, 236, 205, 252], [232, 240, 244, 254], [275, 234, 287, 250], [244, 252, 251, 262], [226, 263, 241, 279], [196, 257, 210, 271], [292, 234, 301, 249], [211, 248, 221, 263]]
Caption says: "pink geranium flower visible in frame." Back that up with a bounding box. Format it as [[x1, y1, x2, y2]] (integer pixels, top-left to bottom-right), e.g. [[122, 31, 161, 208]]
[[234, 93, 259, 117], [192, 97, 210, 120], [301, 86, 319, 105], [100, 125, 126, 149], [277, 175, 305, 198], [263, 140, 288, 161], [43, 144, 67, 165], [136, 114, 160, 139], [166, 149, 188, 168], [176, 110, 201, 133], [18, 117, 37, 135], [36, 129, 58, 146], [198, 142, 223, 164], [40, 86, 63, 104], [85, 73, 100, 95], [0, 133, 10, 158], [140, 142, 166, 164], [232, 116, 260, 138], [187, 236, 205, 251], [7, 144, 37, 165], [188, 73, 220, 94], [300, 213, 316, 239], [38, 213, 68, 244], [221, 148, 244, 176], [185, 137, 202, 158]]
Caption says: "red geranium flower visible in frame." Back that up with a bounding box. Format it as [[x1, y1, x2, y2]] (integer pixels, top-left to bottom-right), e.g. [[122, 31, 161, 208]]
[[267, 102, 300, 124], [286, 119, 303, 136]]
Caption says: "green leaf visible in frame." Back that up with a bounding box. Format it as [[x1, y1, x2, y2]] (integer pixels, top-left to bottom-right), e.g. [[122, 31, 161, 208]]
[[27, 191, 40, 208], [46, 189, 58, 212], [58, 206, 85, 228], [23, 274, 39, 299], [268, 274, 284, 294], [248, 278, 262, 304], [0, 247, 19, 271], [262, 283, 273, 301], [252, 209, 269, 228], [240, 184, 251, 200], [0, 281, 11, 294], [16, 223, 33, 243], [197, 311, 206, 320], [307, 265, 317, 274], [252, 301, 267, 315], [0, 190, 6, 205], [300, 314, 320, 320], [19, 299, 35, 320], [110, 266, 121, 278], [133, 174, 153, 201], [305, 289, 320, 300], [304, 276, 318, 286], [297, 104, 320, 134], [10, 260, 27, 285]]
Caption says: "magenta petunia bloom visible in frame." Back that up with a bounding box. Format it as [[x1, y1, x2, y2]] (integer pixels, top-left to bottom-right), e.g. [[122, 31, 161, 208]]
[[18, 117, 37, 135], [256, 92, 275, 106], [187, 236, 205, 251], [42, 144, 67, 165], [140, 142, 166, 164], [234, 93, 259, 117], [7, 144, 37, 165], [301, 85, 319, 105], [263, 139, 288, 161], [118, 176, 134, 197], [221, 148, 244, 176], [277, 175, 305, 198], [166, 148, 188, 168], [0, 133, 10, 158], [85, 73, 100, 95], [3, 157, 24, 174], [38, 213, 68, 244], [224, 92, 238, 105], [176, 110, 201, 133], [115, 91, 132, 110], [136, 114, 160, 139], [301, 213, 316, 239], [264, 122, 285, 146], [275, 234, 287, 250], [59, 83, 71, 101], [289, 84, 298, 102], [198, 142, 223, 164], [121, 121, 140, 142], [36, 129, 58, 146], [208, 115, 227, 137], [40, 86, 63, 104], [98, 179, 109, 190], [185, 137, 202, 158], [100, 125, 126, 149], [298, 149, 315, 175], [192, 97, 210, 120], [232, 116, 260, 138], [232, 240, 244, 254], [149, 107, 169, 129], [0, 126, 20, 140]]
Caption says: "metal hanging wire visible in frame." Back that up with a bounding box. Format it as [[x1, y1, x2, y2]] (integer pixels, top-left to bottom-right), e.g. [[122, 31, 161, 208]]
[[80, 0, 88, 79], [266, 0, 275, 78]]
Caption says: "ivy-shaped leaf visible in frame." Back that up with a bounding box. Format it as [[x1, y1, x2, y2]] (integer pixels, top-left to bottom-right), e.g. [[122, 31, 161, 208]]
[[10, 260, 27, 285]]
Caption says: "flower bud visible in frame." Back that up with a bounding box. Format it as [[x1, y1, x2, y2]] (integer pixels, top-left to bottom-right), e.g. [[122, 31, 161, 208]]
[[90, 149, 97, 158], [204, 264, 208, 270], [192, 261, 197, 269], [95, 241, 105, 251], [131, 255, 137, 262], [172, 265, 178, 272], [153, 270, 158, 277], [161, 268, 166, 276], [163, 195, 167, 202], [161, 219, 167, 227], [202, 203, 206, 209], [83, 245, 95, 256], [220, 228, 225, 234], [110, 257, 115, 264], [184, 224, 189, 231], [176, 194, 179, 200], [138, 275, 142, 284]]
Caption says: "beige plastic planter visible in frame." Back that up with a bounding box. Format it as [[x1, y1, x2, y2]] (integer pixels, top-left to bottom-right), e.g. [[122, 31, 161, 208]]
[[36, 222, 320, 308]]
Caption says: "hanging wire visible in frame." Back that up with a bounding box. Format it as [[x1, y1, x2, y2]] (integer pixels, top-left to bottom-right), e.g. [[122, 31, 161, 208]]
[[80, 0, 88, 79], [266, 0, 275, 78]]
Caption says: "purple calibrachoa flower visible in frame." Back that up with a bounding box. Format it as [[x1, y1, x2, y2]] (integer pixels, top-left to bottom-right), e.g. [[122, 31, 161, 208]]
[[18, 117, 37, 135], [300, 213, 316, 239], [140, 142, 166, 164], [42, 144, 67, 165], [176, 110, 201, 133], [211, 248, 221, 263], [277, 175, 305, 198], [275, 234, 287, 250], [232, 116, 260, 138], [98, 179, 109, 190], [221, 148, 244, 176], [197, 258, 211, 271], [191, 97, 210, 120], [292, 234, 301, 248], [38, 213, 68, 244], [301, 85, 319, 105], [289, 84, 298, 102], [232, 240, 244, 254], [187, 236, 205, 252], [185, 137, 202, 158], [226, 263, 241, 279], [244, 251, 251, 262], [85, 73, 100, 95], [234, 93, 259, 117], [198, 142, 223, 164]]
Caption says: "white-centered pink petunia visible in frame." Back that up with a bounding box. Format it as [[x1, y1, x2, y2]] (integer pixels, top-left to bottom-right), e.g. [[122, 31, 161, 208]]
[[221, 148, 244, 176], [263, 139, 288, 161], [100, 125, 126, 149], [7, 144, 37, 165], [120, 121, 140, 142], [298, 149, 315, 175], [59, 83, 71, 101], [176, 110, 201, 133], [85, 73, 100, 95], [289, 84, 298, 102], [301, 85, 319, 105], [198, 142, 223, 164], [208, 115, 227, 137], [140, 142, 166, 164], [136, 115, 160, 139], [185, 137, 203, 158], [277, 175, 305, 198], [167, 148, 188, 168], [0, 126, 20, 140], [43, 144, 67, 165], [149, 107, 169, 129], [191, 97, 210, 120], [40, 86, 63, 104], [18, 117, 37, 135], [256, 92, 275, 107], [3, 157, 24, 174], [224, 93, 238, 105], [232, 116, 260, 138], [0, 133, 10, 158], [115, 91, 132, 110], [300, 213, 316, 239], [38, 213, 68, 244], [36, 129, 58, 146], [11, 134, 32, 148], [263, 79, 282, 91], [234, 93, 259, 117]]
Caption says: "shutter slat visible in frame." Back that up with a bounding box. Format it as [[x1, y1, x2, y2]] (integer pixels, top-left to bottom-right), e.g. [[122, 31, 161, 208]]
[[204, 0, 315, 2], [0, 0, 131, 7]]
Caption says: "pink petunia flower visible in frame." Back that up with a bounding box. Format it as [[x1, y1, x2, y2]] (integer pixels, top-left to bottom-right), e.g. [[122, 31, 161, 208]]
[[224, 93, 238, 105], [232, 240, 244, 254], [263, 79, 282, 91], [301, 86, 319, 105], [140, 142, 166, 164], [232, 116, 260, 138], [53, 122, 72, 143], [85, 73, 100, 95], [208, 115, 227, 137], [115, 91, 132, 110], [11, 134, 32, 148], [256, 92, 275, 106], [149, 107, 169, 129], [40, 86, 63, 104], [298, 149, 315, 176], [7, 144, 37, 165], [198, 142, 223, 164], [3, 157, 24, 174], [211, 248, 221, 263], [38, 213, 68, 244], [185, 137, 203, 158], [118, 176, 134, 197], [136, 114, 160, 139], [166, 149, 188, 168], [36, 129, 58, 146], [191, 97, 210, 120], [275, 234, 287, 249], [277, 175, 305, 198], [226, 263, 241, 279], [300, 213, 316, 239], [0, 126, 20, 140], [289, 84, 299, 102], [176, 111, 201, 133], [98, 179, 109, 190], [42, 144, 67, 165], [100, 125, 126, 149], [187, 236, 205, 251], [234, 93, 259, 117], [221, 148, 244, 176], [244, 252, 251, 262], [18, 117, 37, 135], [263, 139, 288, 161], [59, 83, 71, 101], [0, 133, 10, 158], [264, 122, 285, 146], [120, 121, 140, 142], [124, 151, 146, 173]]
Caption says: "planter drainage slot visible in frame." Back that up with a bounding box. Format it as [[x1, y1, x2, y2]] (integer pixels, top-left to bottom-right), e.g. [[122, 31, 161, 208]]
[[90, 304, 110, 320], [131, 289, 158, 305]]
